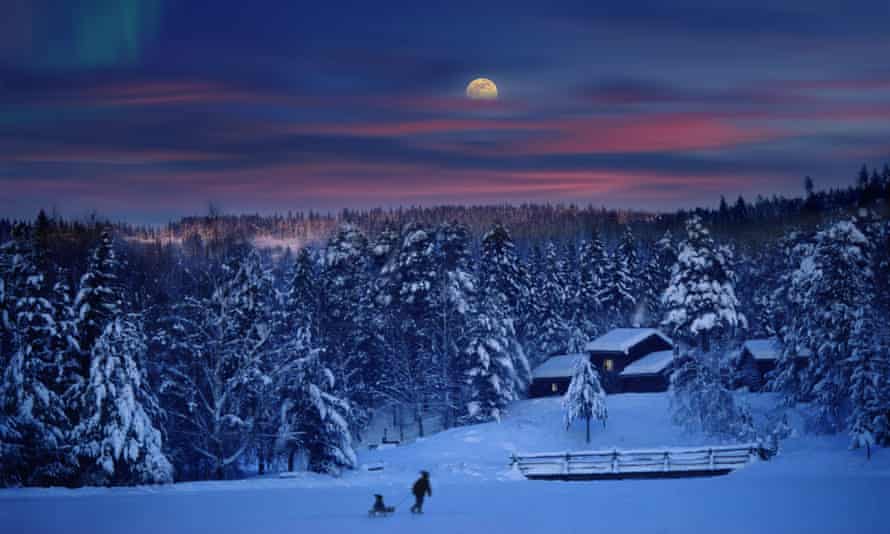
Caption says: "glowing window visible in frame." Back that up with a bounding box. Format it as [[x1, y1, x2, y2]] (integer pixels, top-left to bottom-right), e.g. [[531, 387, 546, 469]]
[[604, 359, 614, 372], [551, 383, 558, 393]]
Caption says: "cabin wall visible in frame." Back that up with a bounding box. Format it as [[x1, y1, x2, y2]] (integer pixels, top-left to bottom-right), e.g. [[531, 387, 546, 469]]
[[620, 373, 670, 393], [529, 377, 572, 398]]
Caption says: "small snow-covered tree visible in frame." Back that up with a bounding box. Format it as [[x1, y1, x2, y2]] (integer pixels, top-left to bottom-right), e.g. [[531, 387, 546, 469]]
[[670, 353, 755, 440], [563, 357, 607, 443], [662, 215, 746, 352], [72, 316, 173, 485]]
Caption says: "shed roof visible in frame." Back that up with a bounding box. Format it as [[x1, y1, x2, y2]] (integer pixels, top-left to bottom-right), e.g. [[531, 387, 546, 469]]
[[585, 328, 673, 354], [742, 338, 812, 361], [620, 350, 675, 376], [531, 354, 586, 379]]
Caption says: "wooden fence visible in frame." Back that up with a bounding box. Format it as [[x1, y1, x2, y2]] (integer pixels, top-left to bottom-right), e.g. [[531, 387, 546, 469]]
[[511, 443, 767, 480]]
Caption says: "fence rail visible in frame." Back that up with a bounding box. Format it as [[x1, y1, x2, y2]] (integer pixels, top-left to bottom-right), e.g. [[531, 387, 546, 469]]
[[511, 443, 766, 480]]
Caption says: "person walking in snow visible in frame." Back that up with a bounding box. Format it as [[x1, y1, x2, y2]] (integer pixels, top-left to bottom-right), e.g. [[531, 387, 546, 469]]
[[410, 470, 432, 514]]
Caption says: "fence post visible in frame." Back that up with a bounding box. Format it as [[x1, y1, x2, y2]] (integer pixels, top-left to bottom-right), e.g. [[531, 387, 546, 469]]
[[708, 448, 714, 470], [663, 452, 670, 473], [564, 453, 571, 476], [612, 449, 619, 474]]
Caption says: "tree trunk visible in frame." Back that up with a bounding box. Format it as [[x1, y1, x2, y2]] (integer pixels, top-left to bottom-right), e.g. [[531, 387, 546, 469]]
[[417, 403, 425, 438], [585, 417, 591, 443], [288, 447, 297, 472], [867, 442, 871, 460]]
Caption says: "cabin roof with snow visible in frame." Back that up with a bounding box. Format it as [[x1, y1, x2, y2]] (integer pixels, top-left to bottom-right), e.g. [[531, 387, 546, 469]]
[[742, 338, 812, 361], [531, 354, 586, 379], [620, 350, 675, 377], [584, 328, 673, 354]]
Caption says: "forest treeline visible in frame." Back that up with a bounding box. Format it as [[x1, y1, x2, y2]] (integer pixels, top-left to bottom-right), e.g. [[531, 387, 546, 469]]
[[1, 164, 889, 487]]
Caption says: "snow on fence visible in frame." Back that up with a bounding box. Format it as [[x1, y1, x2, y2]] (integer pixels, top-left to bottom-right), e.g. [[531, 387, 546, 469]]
[[511, 443, 767, 480]]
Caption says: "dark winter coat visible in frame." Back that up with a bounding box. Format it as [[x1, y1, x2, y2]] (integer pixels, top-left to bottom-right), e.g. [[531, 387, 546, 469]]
[[412, 475, 431, 497]]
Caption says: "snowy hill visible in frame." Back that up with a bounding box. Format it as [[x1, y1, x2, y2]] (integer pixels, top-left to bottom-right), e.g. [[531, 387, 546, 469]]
[[4, 393, 890, 534]]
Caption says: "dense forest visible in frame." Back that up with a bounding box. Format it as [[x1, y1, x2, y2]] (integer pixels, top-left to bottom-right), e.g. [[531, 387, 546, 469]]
[[1, 164, 889, 487]]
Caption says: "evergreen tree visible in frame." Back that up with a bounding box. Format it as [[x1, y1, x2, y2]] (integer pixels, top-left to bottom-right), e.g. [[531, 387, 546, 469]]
[[0, 233, 76, 486], [641, 231, 675, 327], [74, 230, 122, 374], [775, 220, 875, 430], [598, 227, 637, 328], [562, 357, 607, 443], [278, 329, 356, 475], [662, 216, 746, 352], [847, 310, 889, 459], [577, 229, 608, 333], [461, 291, 524, 424], [72, 316, 172, 485]]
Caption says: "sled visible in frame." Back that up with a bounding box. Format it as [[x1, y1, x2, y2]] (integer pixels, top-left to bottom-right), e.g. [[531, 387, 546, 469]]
[[368, 507, 395, 518]]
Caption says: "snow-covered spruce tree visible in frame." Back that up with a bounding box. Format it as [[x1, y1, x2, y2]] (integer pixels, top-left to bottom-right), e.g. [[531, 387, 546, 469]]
[[576, 229, 608, 334], [847, 311, 890, 459], [531, 241, 571, 362], [598, 226, 638, 328], [377, 223, 441, 435], [662, 215, 746, 352], [72, 316, 172, 485], [479, 223, 531, 333], [461, 290, 525, 424], [285, 248, 320, 336], [640, 231, 675, 327], [774, 220, 875, 430], [434, 221, 477, 428], [479, 224, 532, 384], [0, 233, 77, 486], [562, 357, 607, 443], [279, 336, 356, 475], [74, 229, 123, 374], [160, 249, 274, 479], [319, 224, 377, 425]]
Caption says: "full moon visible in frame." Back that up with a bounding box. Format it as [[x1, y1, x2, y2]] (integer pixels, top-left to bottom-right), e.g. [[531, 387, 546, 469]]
[[466, 78, 498, 100]]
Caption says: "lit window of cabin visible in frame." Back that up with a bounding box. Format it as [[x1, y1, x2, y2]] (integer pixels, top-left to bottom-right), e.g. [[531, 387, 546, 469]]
[[604, 359, 614, 372], [551, 383, 558, 393]]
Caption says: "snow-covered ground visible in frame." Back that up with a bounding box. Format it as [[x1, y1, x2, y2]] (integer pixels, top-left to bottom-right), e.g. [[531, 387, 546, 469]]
[[4, 394, 889, 533]]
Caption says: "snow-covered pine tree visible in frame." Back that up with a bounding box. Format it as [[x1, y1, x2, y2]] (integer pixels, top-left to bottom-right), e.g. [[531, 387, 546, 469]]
[[776, 219, 876, 430], [479, 223, 530, 326], [479, 223, 532, 383], [285, 248, 320, 336], [0, 231, 76, 486], [319, 224, 377, 425], [562, 357, 607, 443], [577, 229, 608, 333], [74, 229, 122, 374], [281, 339, 357, 475], [640, 231, 675, 327], [461, 290, 525, 424], [531, 241, 571, 362], [847, 310, 889, 459], [72, 316, 172, 485], [434, 221, 476, 427], [598, 226, 637, 328], [377, 223, 442, 435], [662, 215, 746, 352]]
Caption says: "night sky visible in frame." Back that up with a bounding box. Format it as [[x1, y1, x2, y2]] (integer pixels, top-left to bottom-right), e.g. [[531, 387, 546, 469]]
[[2, 1, 889, 223]]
